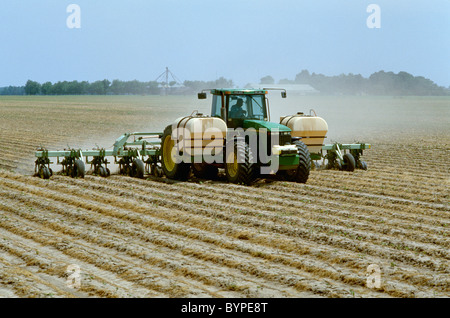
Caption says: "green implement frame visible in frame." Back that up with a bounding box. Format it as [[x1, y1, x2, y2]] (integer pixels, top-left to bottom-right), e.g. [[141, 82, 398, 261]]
[[310, 142, 371, 171], [34, 132, 370, 179], [35, 132, 163, 179]]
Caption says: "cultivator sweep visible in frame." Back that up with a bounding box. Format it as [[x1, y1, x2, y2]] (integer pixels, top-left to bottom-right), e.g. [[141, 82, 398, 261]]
[[35, 88, 370, 184]]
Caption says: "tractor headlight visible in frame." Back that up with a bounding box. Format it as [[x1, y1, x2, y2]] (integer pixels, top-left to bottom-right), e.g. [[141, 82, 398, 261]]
[[272, 145, 281, 155], [272, 145, 297, 155]]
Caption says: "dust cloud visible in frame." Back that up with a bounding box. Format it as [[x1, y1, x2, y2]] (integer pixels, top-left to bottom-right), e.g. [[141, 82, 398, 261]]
[[268, 93, 450, 144]]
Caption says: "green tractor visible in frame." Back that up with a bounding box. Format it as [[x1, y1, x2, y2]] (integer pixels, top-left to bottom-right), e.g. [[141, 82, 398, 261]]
[[160, 88, 311, 185]]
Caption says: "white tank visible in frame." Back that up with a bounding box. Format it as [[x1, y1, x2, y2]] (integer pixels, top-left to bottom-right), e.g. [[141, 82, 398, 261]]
[[171, 114, 227, 155], [280, 112, 328, 154]]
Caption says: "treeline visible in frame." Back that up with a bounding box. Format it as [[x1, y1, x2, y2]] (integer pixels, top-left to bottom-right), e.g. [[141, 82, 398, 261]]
[[0, 77, 235, 96], [0, 86, 25, 95], [182, 77, 234, 92], [0, 71, 448, 96], [20, 79, 161, 96], [274, 70, 450, 96]]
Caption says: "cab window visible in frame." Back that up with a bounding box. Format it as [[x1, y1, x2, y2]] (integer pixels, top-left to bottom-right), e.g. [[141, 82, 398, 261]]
[[248, 95, 266, 120], [228, 96, 247, 119], [211, 95, 222, 117], [227, 95, 266, 120]]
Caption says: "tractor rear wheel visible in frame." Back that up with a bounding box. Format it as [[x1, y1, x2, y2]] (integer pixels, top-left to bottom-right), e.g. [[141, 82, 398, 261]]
[[161, 125, 191, 181], [282, 140, 311, 183], [225, 141, 255, 186]]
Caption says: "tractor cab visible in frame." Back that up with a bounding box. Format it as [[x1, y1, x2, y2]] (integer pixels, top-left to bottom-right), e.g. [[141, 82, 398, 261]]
[[198, 88, 292, 148], [199, 88, 285, 129]]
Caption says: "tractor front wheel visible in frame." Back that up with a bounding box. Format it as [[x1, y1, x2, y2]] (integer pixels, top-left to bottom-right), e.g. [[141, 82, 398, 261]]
[[282, 140, 311, 183], [225, 141, 256, 186]]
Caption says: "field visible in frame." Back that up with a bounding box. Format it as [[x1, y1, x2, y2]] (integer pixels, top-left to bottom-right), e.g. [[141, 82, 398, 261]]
[[0, 94, 448, 298]]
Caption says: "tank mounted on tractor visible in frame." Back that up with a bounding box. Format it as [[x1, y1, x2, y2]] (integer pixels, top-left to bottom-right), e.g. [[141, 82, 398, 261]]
[[34, 88, 370, 185]]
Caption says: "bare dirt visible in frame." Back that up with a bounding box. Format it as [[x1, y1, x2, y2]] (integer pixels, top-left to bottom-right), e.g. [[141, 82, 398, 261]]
[[0, 95, 448, 298]]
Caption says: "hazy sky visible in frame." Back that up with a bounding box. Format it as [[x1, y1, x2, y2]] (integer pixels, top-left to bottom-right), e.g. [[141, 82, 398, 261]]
[[1, 0, 449, 87]]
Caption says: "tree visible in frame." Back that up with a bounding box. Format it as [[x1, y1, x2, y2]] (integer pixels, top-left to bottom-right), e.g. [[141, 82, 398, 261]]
[[110, 79, 124, 95], [294, 70, 311, 84], [88, 81, 106, 95], [183, 77, 234, 93], [41, 82, 53, 95], [0, 86, 25, 95], [146, 81, 160, 94], [260, 75, 274, 85], [183, 80, 206, 92], [212, 77, 234, 88], [101, 79, 111, 94], [24, 80, 41, 95]]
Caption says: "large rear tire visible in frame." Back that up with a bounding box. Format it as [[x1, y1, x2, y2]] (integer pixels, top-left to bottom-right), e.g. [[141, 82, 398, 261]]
[[161, 125, 191, 181], [225, 140, 256, 186]]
